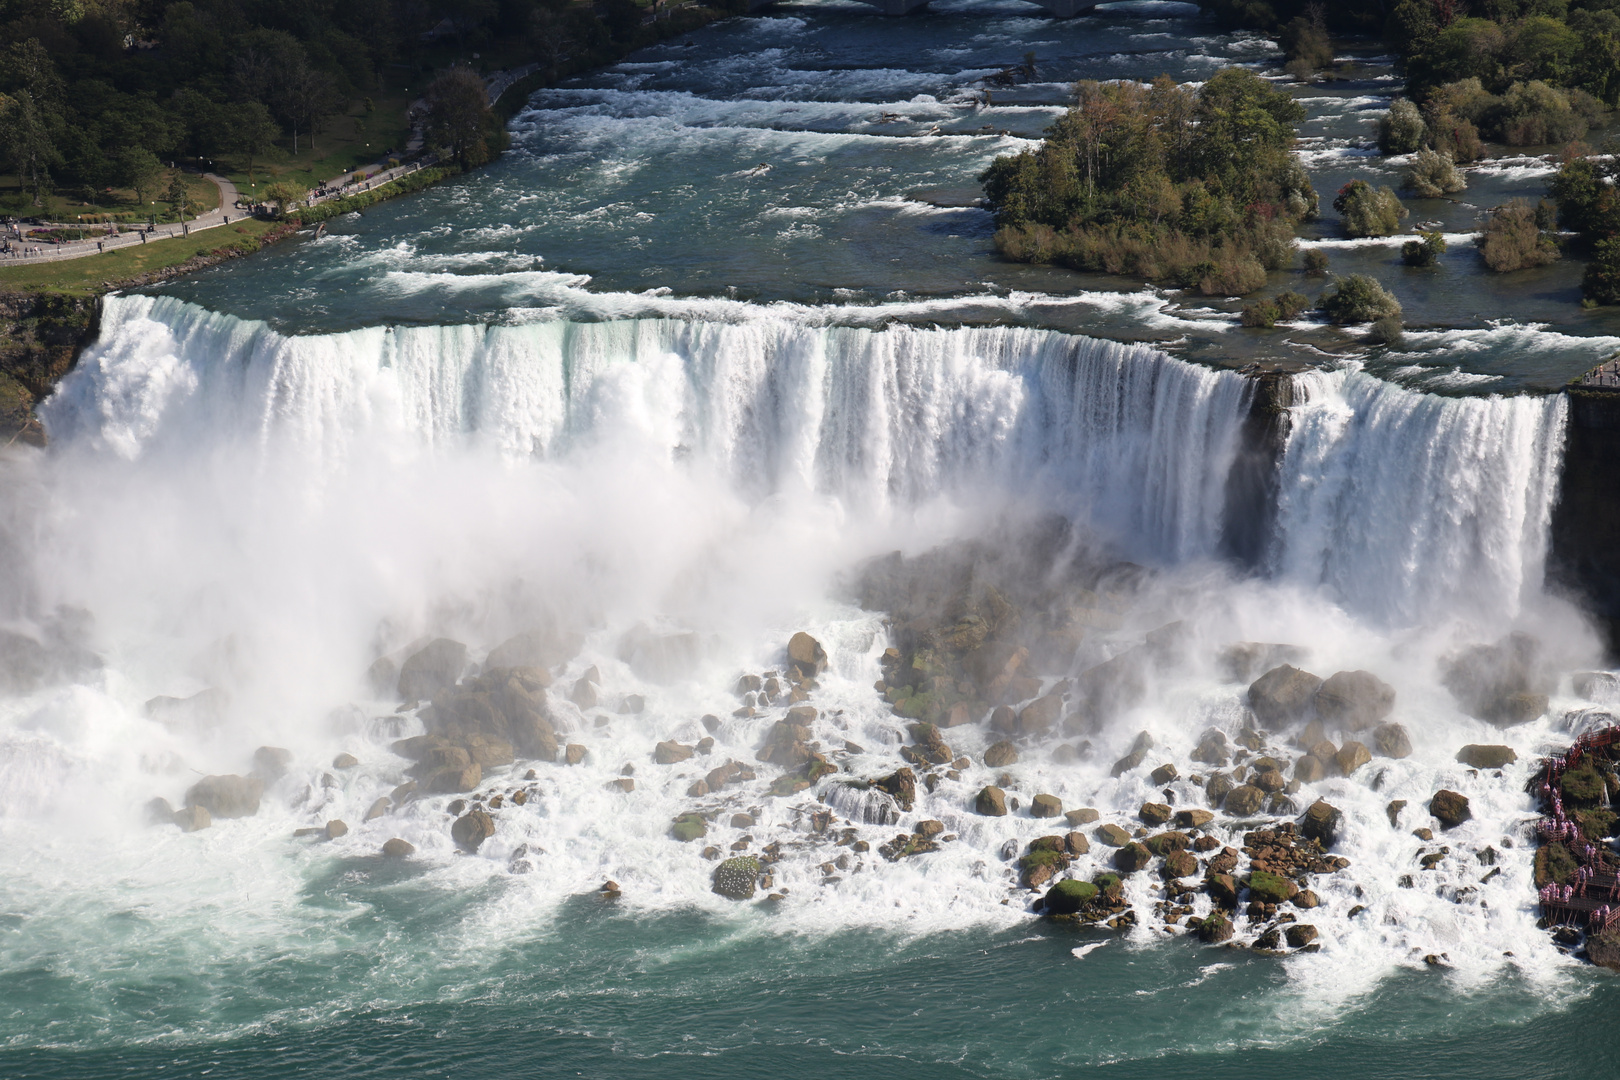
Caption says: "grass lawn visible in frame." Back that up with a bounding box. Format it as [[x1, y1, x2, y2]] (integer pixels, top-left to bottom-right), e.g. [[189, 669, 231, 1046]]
[[220, 93, 417, 198], [0, 169, 221, 225], [0, 219, 281, 296]]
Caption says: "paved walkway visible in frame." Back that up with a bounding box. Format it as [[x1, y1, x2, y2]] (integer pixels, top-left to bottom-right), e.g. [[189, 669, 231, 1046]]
[[1, 174, 249, 266]]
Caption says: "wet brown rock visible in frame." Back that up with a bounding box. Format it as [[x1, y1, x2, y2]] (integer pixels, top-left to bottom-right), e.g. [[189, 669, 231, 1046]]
[[173, 804, 211, 832], [1096, 823, 1132, 847], [423, 762, 482, 794], [1248, 665, 1323, 728], [654, 740, 695, 765], [787, 632, 828, 679], [1430, 790, 1471, 828], [333, 752, 359, 769], [185, 774, 264, 819], [1163, 849, 1199, 879], [1252, 769, 1286, 793], [1294, 755, 1327, 783], [1197, 911, 1235, 942], [1065, 831, 1090, 856], [1174, 808, 1214, 829], [1315, 670, 1395, 731], [397, 639, 468, 701], [1456, 745, 1517, 769], [382, 838, 415, 857], [1333, 741, 1371, 776], [1300, 800, 1343, 848], [1030, 793, 1063, 818], [1223, 784, 1266, 816], [1066, 808, 1100, 826], [1373, 723, 1412, 759], [1018, 695, 1064, 737], [1206, 772, 1235, 805], [1294, 889, 1320, 909], [975, 785, 1008, 816], [606, 778, 635, 793], [873, 767, 917, 812], [1285, 924, 1319, 948], [983, 740, 1019, 768], [1207, 872, 1241, 908], [1139, 802, 1173, 826], [566, 744, 587, 765], [1114, 841, 1153, 873], [1149, 763, 1179, 786], [451, 809, 496, 852]]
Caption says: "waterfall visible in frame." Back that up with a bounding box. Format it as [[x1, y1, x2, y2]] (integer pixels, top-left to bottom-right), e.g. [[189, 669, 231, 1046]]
[[43, 294, 1252, 565], [1269, 367, 1568, 627]]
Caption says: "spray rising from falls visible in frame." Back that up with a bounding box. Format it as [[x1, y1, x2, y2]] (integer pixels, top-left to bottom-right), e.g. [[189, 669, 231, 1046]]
[[0, 295, 1604, 1049]]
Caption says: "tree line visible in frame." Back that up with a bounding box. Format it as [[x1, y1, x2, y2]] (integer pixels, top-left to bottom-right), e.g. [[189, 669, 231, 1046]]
[[0, 0, 617, 212]]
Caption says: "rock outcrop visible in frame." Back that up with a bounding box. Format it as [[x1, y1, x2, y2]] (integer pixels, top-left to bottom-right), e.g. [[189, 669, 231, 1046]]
[[185, 774, 264, 819], [1248, 665, 1323, 727]]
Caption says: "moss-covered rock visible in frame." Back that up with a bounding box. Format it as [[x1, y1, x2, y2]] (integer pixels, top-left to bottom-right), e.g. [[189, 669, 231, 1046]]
[[1536, 841, 1578, 887], [712, 856, 762, 900], [1196, 911, 1234, 943], [1019, 847, 1070, 887], [1044, 878, 1100, 915], [1562, 760, 1607, 805], [671, 813, 708, 842], [1579, 808, 1618, 840], [1114, 841, 1153, 873], [1247, 869, 1298, 903]]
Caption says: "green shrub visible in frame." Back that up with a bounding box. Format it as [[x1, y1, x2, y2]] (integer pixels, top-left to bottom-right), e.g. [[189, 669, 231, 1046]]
[[1367, 316, 1404, 346], [1334, 180, 1409, 238], [1241, 299, 1281, 327], [1320, 274, 1403, 323], [1405, 149, 1467, 197], [1275, 290, 1310, 318], [1281, 13, 1334, 79], [1561, 759, 1607, 804], [1584, 236, 1620, 304], [1402, 230, 1447, 266], [1477, 199, 1560, 272], [1303, 248, 1329, 276], [1379, 100, 1427, 154], [1535, 841, 1577, 886]]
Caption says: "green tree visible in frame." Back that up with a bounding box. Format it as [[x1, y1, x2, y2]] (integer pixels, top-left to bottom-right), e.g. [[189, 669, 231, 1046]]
[[1378, 99, 1426, 155], [1334, 179, 1408, 237], [424, 66, 493, 169], [1583, 236, 1620, 303], [1319, 274, 1403, 323], [1402, 230, 1447, 266], [117, 146, 164, 209], [166, 172, 191, 221], [261, 180, 308, 218], [0, 89, 62, 206], [231, 102, 282, 186]]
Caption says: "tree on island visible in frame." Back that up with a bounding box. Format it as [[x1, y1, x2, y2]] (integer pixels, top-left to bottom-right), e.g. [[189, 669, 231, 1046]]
[[980, 68, 1317, 296]]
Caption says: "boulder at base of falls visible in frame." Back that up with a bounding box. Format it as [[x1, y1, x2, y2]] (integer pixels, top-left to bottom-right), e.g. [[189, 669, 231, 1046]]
[[1067, 808, 1101, 826], [1139, 802, 1173, 826], [1373, 723, 1413, 759], [333, 752, 359, 769], [144, 797, 175, 826], [1315, 670, 1395, 731], [485, 627, 582, 673], [1096, 823, 1132, 847], [1223, 784, 1266, 816], [1113, 841, 1152, 873], [253, 746, 293, 781], [1333, 741, 1372, 776], [1030, 793, 1063, 818], [1441, 633, 1552, 726], [1163, 849, 1199, 879], [1588, 928, 1620, 971], [382, 838, 414, 857], [975, 785, 1008, 816], [672, 813, 708, 842], [451, 809, 496, 852], [983, 740, 1019, 768], [654, 740, 695, 765], [397, 638, 468, 701], [1456, 744, 1518, 769], [787, 632, 828, 680], [1043, 878, 1099, 915], [172, 804, 211, 832], [1175, 809, 1214, 829], [185, 774, 264, 819], [325, 819, 348, 840], [873, 767, 917, 812], [712, 856, 762, 900], [1285, 924, 1319, 949], [1300, 800, 1343, 848], [1248, 665, 1323, 728], [422, 761, 482, 794], [1294, 754, 1327, 783], [1247, 869, 1298, 903], [1206, 872, 1241, 908], [1430, 790, 1472, 829], [1196, 911, 1235, 943], [1221, 643, 1310, 683]]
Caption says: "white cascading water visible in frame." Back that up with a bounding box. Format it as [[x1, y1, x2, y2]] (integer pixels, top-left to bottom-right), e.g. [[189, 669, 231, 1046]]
[[0, 294, 1607, 1040]]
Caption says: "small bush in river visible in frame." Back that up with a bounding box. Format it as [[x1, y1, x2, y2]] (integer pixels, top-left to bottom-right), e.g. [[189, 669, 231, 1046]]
[[1334, 180, 1409, 238], [1303, 249, 1329, 276], [1402, 230, 1447, 267], [1319, 274, 1403, 324], [1378, 99, 1427, 155], [1404, 149, 1466, 197], [1477, 199, 1560, 272]]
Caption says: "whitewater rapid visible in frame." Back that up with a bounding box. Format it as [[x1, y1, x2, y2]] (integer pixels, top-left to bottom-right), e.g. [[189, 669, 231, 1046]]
[[0, 294, 1607, 1047]]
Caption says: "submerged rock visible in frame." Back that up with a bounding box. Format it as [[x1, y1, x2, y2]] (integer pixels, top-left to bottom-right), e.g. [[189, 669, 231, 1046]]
[[253, 746, 294, 781]]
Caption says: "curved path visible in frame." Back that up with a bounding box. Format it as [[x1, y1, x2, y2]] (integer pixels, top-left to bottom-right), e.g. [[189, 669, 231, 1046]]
[[1, 174, 247, 267]]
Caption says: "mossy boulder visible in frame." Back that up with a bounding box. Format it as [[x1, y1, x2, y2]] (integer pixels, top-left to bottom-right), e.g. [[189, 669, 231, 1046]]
[[1093, 872, 1124, 902], [1247, 869, 1298, 903], [1196, 911, 1234, 943], [1456, 744, 1517, 769], [1562, 761, 1607, 806], [1019, 847, 1070, 888], [1223, 784, 1266, 816], [1044, 878, 1100, 914], [1163, 849, 1200, 879], [1579, 808, 1619, 840], [1114, 841, 1153, 873], [671, 813, 708, 842], [1142, 831, 1190, 856], [1535, 841, 1577, 887], [712, 856, 762, 900]]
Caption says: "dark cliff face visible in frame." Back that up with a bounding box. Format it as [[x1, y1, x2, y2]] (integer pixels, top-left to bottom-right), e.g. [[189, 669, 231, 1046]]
[[1550, 386, 1620, 653], [0, 293, 101, 446], [1220, 369, 1294, 571]]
